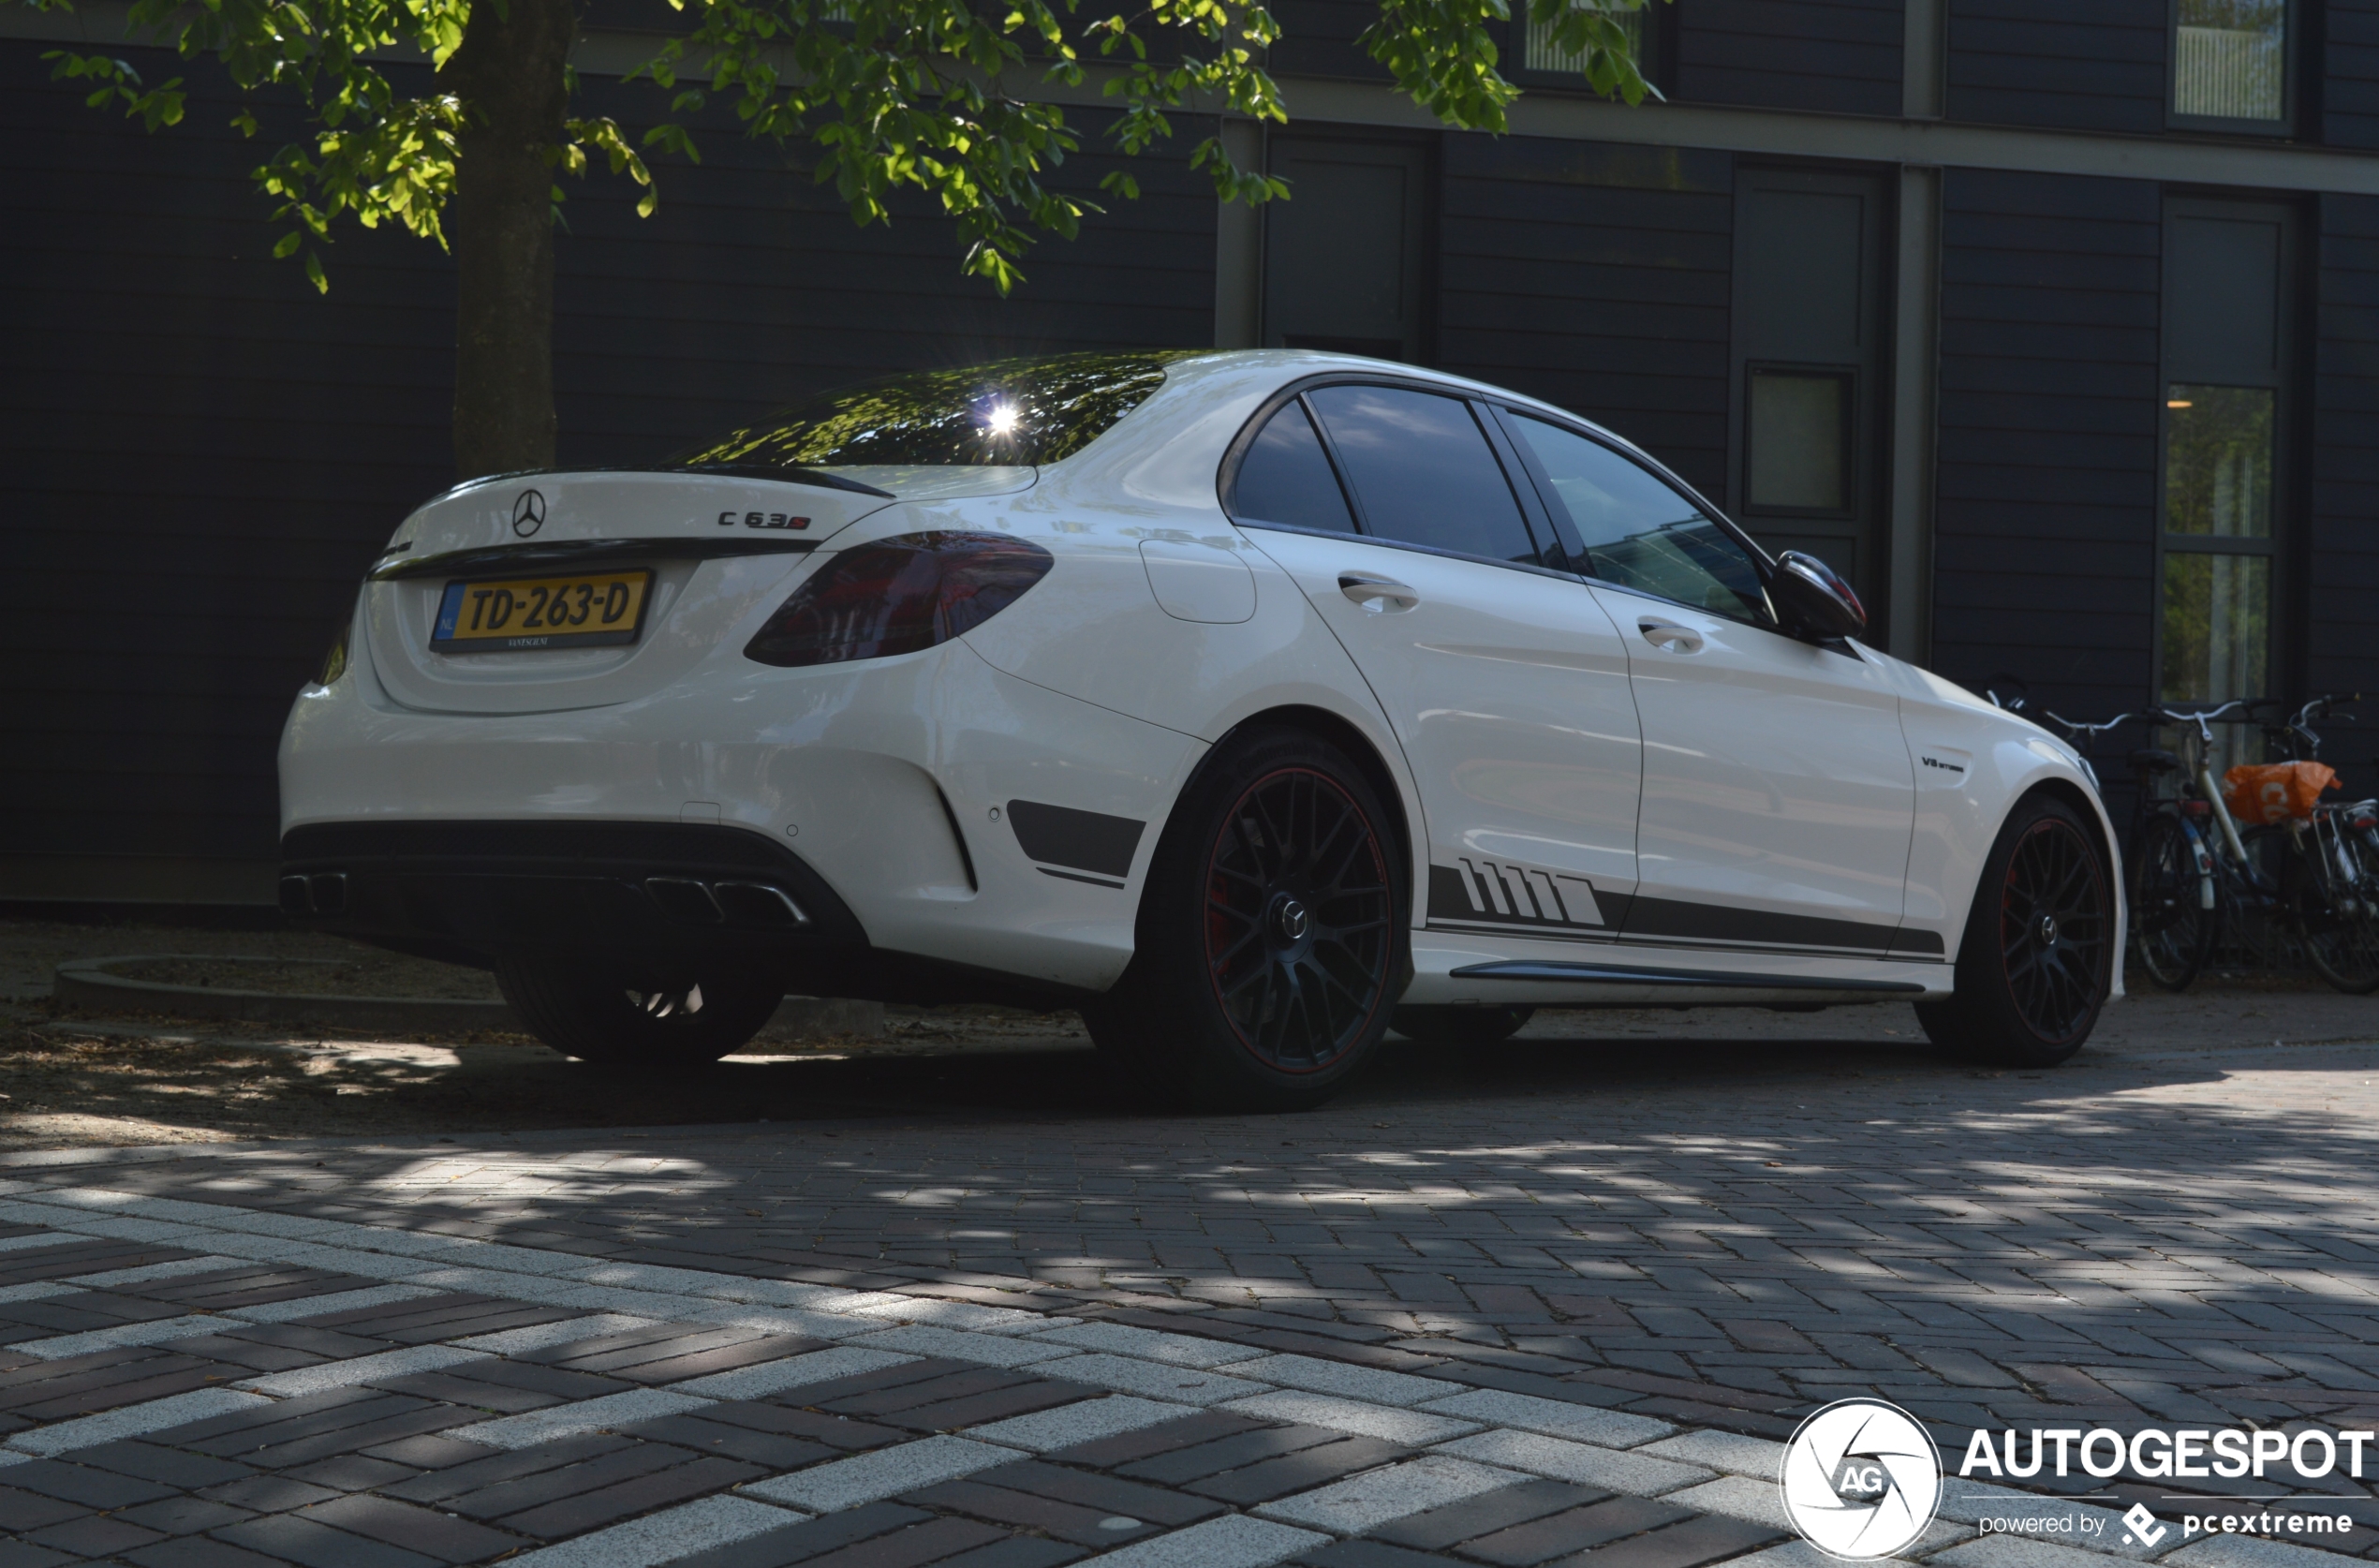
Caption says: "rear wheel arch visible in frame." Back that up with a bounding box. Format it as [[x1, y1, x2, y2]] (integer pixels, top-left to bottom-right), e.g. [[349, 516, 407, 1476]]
[[1179, 705, 1415, 900], [1092, 719, 1411, 1109]]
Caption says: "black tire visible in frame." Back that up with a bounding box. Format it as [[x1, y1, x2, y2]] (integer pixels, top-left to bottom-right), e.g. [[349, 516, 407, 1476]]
[[1083, 728, 1407, 1112], [2130, 811, 2217, 992], [495, 954, 786, 1067], [2299, 828, 2379, 995], [1914, 795, 2113, 1067], [1391, 1005, 1535, 1047]]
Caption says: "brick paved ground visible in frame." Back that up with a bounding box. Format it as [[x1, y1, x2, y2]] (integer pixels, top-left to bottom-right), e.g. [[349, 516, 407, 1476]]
[[2, 999, 2377, 1566]]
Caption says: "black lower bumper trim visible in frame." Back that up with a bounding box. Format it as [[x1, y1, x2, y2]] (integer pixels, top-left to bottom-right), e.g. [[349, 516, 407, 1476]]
[[276, 820, 1100, 1009], [278, 820, 867, 965]]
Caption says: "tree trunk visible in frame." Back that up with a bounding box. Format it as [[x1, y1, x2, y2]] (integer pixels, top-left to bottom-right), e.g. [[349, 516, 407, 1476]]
[[446, 0, 577, 481]]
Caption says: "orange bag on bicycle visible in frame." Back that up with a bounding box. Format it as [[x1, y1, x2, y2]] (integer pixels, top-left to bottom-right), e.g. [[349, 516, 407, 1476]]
[[2221, 761, 2340, 824]]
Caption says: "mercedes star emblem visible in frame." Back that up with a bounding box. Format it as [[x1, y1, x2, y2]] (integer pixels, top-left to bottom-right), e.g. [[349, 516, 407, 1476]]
[[511, 488, 546, 539]]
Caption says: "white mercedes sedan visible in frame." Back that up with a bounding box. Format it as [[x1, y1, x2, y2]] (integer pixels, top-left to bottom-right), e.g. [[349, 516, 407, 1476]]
[[279, 350, 2122, 1108]]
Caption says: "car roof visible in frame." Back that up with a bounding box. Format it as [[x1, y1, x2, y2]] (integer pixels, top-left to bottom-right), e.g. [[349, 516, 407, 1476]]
[[1150, 349, 1660, 468]]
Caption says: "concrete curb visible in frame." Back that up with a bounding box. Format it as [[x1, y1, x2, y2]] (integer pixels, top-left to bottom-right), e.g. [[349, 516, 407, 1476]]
[[50, 955, 882, 1040]]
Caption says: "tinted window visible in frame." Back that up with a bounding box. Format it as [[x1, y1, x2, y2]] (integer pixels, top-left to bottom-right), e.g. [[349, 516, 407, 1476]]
[[671, 351, 1202, 470], [1307, 386, 1542, 565], [1508, 414, 1772, 623], [1232, 401, 1357, 532]]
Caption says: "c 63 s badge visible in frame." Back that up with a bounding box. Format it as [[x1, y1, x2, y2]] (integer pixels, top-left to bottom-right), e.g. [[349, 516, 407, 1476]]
[[719, 510, 810, 530]]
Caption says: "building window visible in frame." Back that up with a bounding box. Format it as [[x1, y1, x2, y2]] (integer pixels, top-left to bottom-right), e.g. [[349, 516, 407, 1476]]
[[1745, 369, 1853, 514], [2156, 202, 2294, 768], [2161, 385, 2274, 712], [1518, 3, 1659, 89], [2173, 0, 2287, 125]]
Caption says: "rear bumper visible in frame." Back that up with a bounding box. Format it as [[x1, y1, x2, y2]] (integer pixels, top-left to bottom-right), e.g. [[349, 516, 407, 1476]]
[[278, 820, 865, 966], [277, 819, 1098, 1007]]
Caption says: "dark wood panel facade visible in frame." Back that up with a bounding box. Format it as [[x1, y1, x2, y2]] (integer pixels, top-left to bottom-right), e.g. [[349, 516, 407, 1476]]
[[7, 0, 2379, 897]]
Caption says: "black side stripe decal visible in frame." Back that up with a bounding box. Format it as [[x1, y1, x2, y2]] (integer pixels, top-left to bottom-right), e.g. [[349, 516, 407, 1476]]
[[1620, 894, 1899, 953], [1427, 862, 1623, 932], [1426, 862, 1931, 956], [1007, 800, 1145, 880]]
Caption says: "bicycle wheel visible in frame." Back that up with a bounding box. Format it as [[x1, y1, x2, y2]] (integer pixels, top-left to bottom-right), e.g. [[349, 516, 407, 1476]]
[[2299, 826, 2379, 995], [2131, 812, 2217, 991]]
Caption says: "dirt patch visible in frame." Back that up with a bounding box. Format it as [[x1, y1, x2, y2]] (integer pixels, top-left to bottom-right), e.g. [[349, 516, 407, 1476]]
[[0, 1005, 1098, 1151], [103, 954, 506, 1001]]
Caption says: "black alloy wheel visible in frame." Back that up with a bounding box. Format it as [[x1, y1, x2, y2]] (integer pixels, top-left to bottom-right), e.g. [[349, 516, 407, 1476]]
[[1915, 795, 2112, 1066], [2130, 812, 2216, 991], [1084, 729, 1408, 1112], [1204, 766, 1396, 1072], [1998, 814, 2113, 1040]]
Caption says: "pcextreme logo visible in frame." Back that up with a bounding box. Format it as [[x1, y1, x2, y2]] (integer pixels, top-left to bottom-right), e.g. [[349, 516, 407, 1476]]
[[1780, 1398, 1944, 1560]]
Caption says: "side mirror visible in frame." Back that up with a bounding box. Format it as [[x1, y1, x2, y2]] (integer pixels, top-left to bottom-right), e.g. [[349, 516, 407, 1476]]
[[1771, 551, 1868, 641]]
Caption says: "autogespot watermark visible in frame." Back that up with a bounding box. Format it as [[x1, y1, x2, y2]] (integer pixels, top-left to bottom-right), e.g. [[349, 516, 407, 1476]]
[[1781, 1399, 1944, 1559], [1777, 1406, 2372, 1560]]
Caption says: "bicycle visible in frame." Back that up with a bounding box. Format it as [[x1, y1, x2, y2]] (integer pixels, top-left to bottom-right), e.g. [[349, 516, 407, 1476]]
[[2090, 695, 2379, 994], [2245, 695, 2379, 994]]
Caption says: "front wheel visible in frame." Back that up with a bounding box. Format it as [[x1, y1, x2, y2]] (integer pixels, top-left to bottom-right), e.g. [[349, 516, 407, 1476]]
[[1084, 729, 1407, 1112], [495, 954, 786, 1067], [2130, 812, 2218, 991], [1915, 795, 2113, 1067]]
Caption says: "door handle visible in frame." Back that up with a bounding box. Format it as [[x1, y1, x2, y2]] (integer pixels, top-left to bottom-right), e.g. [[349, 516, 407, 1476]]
[[1639, 619, 1705, 654], [1339, 572, 1420, 613]]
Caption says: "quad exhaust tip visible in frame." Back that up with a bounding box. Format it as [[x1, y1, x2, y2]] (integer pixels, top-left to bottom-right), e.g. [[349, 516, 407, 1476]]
[[279, 872, 348, 918], [643, 877, 808, 927]]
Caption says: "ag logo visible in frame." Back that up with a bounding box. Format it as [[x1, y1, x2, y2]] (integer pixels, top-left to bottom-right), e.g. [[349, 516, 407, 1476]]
[[511, 488, 546, 538], [1779, 1398, 1941, 1560]]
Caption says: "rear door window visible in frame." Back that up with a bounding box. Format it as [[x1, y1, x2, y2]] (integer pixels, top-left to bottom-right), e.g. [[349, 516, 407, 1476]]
[[1304, 385, 1545, 566], [1504, 413, 1773, 624], [1230, 401, 1358, 533]]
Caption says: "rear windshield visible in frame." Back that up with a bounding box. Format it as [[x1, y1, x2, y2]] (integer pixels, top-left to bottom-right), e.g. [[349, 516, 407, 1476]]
[[671, 351, 1204, 471]]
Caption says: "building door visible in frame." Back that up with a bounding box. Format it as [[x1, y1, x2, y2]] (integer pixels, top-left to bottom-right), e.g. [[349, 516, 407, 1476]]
[[1728, 167, 1892, 633], [2157, 198, 2296, 769], [1263, 139, 1430, 362]]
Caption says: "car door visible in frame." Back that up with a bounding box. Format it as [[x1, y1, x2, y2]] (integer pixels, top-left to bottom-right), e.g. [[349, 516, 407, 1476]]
[[1228, 381, 1643, 940], [1498, 409, 1918, 957]]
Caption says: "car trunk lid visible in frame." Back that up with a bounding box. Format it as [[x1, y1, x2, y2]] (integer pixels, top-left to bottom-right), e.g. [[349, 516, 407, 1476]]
[[363, 467, 1030, 715]]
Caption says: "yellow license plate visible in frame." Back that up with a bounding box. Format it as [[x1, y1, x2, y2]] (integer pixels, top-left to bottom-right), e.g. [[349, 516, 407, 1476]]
[[431, 570, 654, 652]]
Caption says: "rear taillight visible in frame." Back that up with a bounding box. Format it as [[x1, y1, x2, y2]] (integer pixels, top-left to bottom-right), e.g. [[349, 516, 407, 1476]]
[[744, 531, 1053, 668]]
